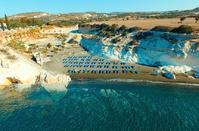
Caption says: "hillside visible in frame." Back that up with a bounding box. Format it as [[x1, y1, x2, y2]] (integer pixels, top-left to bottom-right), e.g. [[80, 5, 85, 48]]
[[9, 12, 52, 19], [4, 7, 199, 21]]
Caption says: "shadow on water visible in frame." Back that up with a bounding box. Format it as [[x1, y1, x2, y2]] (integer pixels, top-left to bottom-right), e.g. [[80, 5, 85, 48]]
[[0, 81, 199, 131]]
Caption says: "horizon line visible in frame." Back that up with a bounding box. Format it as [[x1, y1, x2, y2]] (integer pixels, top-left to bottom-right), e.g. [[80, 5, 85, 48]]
[[1, 6, 198, 17]]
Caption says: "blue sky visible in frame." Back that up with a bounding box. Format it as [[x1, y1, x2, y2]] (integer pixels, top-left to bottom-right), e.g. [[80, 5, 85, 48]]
[[0, 0, 199, 17]]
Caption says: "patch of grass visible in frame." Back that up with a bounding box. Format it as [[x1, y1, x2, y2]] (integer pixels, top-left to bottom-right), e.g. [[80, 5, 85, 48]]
[[0, 48, 9, 55], [8, 40, 26, 51], [7, 55, 17, 60]]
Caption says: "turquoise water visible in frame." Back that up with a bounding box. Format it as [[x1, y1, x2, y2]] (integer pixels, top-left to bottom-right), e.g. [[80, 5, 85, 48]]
[[0, 81, 199, 131]]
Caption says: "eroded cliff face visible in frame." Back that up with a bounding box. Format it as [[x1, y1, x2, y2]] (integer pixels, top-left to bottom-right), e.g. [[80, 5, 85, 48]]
[[0, 46, 71, 92], [80, 31, 199, 68]]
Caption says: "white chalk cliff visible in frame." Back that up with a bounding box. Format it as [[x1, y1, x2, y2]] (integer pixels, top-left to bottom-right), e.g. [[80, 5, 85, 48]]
[[80, 31, 199, 74], [0, 46, 71, 92]]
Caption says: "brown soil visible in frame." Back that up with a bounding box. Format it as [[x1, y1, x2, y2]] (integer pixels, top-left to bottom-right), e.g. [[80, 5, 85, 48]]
[[91, 17, 199, 31]]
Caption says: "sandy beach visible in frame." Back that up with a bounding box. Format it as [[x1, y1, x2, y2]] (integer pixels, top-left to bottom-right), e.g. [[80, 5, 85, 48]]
[[45, 53, 199, 84], [70, 72, 199, 84]]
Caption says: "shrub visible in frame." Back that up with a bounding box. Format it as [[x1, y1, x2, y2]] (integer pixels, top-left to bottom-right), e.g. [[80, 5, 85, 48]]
[[119, 25, 127, 31], [171, 25, 194, 34], [47, 43, 52, 48], [99, 23, 109, 30], [5, 14, 10, 30], [127, 27, 142, 32], [55, 20, 80, 27], [42, 47, 48, 54], [7, 55, 17, 60], [195, 16, 199, 23], [46, 22, 54, 26], [7, 77, 22, 84], [111, 24, 119, 28], [128, 40, 138, 46], [134, 32, 153, 40], [151, 26, 173, 32], [121, 31, 128, 36], [9, 18, 46, 28], [0, 48, 9, 55], [105, 31, 112, 38], [68, 39, 78, 44], [9, 20, 24, 28], [53, 47, 59, 54], [180, 17, 186, 23], [112, 37, 121, 43], [8, 40, 26, 51]]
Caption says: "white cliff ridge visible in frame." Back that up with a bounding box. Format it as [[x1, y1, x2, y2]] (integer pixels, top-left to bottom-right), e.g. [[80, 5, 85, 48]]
[[80, 31, 199, 74], [0, 46, 71, 91]]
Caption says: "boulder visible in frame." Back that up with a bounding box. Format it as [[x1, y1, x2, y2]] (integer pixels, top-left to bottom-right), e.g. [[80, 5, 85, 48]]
[[160, 65, 192, 74], [32, 52, 50, 65], [194, 69, 199, 78], [194, 73, 199, 78], [162, 72, 176, 79]]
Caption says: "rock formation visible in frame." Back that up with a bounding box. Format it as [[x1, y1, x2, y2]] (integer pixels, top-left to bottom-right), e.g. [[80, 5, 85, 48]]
[[0, 46, 71, 92]]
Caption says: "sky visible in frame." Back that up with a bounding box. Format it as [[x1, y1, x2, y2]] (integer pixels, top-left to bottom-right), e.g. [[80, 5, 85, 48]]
[[0, 0, 199, 17]]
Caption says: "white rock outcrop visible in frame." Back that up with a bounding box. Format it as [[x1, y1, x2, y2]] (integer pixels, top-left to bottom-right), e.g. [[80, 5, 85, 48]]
[[79, 30, 199, 78], [80, 31, 199, 71], [32, 52, 51, 65], [159, 65, 192, 74], [0, 46, 71, 92]]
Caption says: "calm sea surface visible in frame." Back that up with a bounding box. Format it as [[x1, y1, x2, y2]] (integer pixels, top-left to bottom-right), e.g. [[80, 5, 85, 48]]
[[0, 80, 199, 131]]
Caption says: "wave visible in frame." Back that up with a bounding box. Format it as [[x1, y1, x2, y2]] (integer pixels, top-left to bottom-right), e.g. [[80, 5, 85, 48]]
[[112, 79, 199, 87], [72, 78, 199, 87], [106, 79, 199, 87]]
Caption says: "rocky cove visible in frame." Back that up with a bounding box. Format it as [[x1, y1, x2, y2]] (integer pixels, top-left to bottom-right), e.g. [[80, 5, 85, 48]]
[[0, 23, 199, 92]]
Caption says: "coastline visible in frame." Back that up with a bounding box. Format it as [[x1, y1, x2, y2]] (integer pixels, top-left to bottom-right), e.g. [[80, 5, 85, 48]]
[[1, 24, 199, 90], [69, 72, 199, 85], [71, 78, 199, 87]]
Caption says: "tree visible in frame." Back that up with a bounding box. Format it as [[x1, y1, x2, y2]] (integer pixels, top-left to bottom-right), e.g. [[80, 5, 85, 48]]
[[195, 16, 199, 23], [111, 24, 119, 29], [0, 19, 5, 31], [5, 14, 10, 30], [32, 18, 35, 26], [9, 19, 23, 28], [180, 17, 186, 23], [20, 17, 28, 23], [47, 43, 52, 48]]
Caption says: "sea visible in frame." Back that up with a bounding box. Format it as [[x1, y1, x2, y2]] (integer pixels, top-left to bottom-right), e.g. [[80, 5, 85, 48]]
[[0, 80, 199, 131]]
